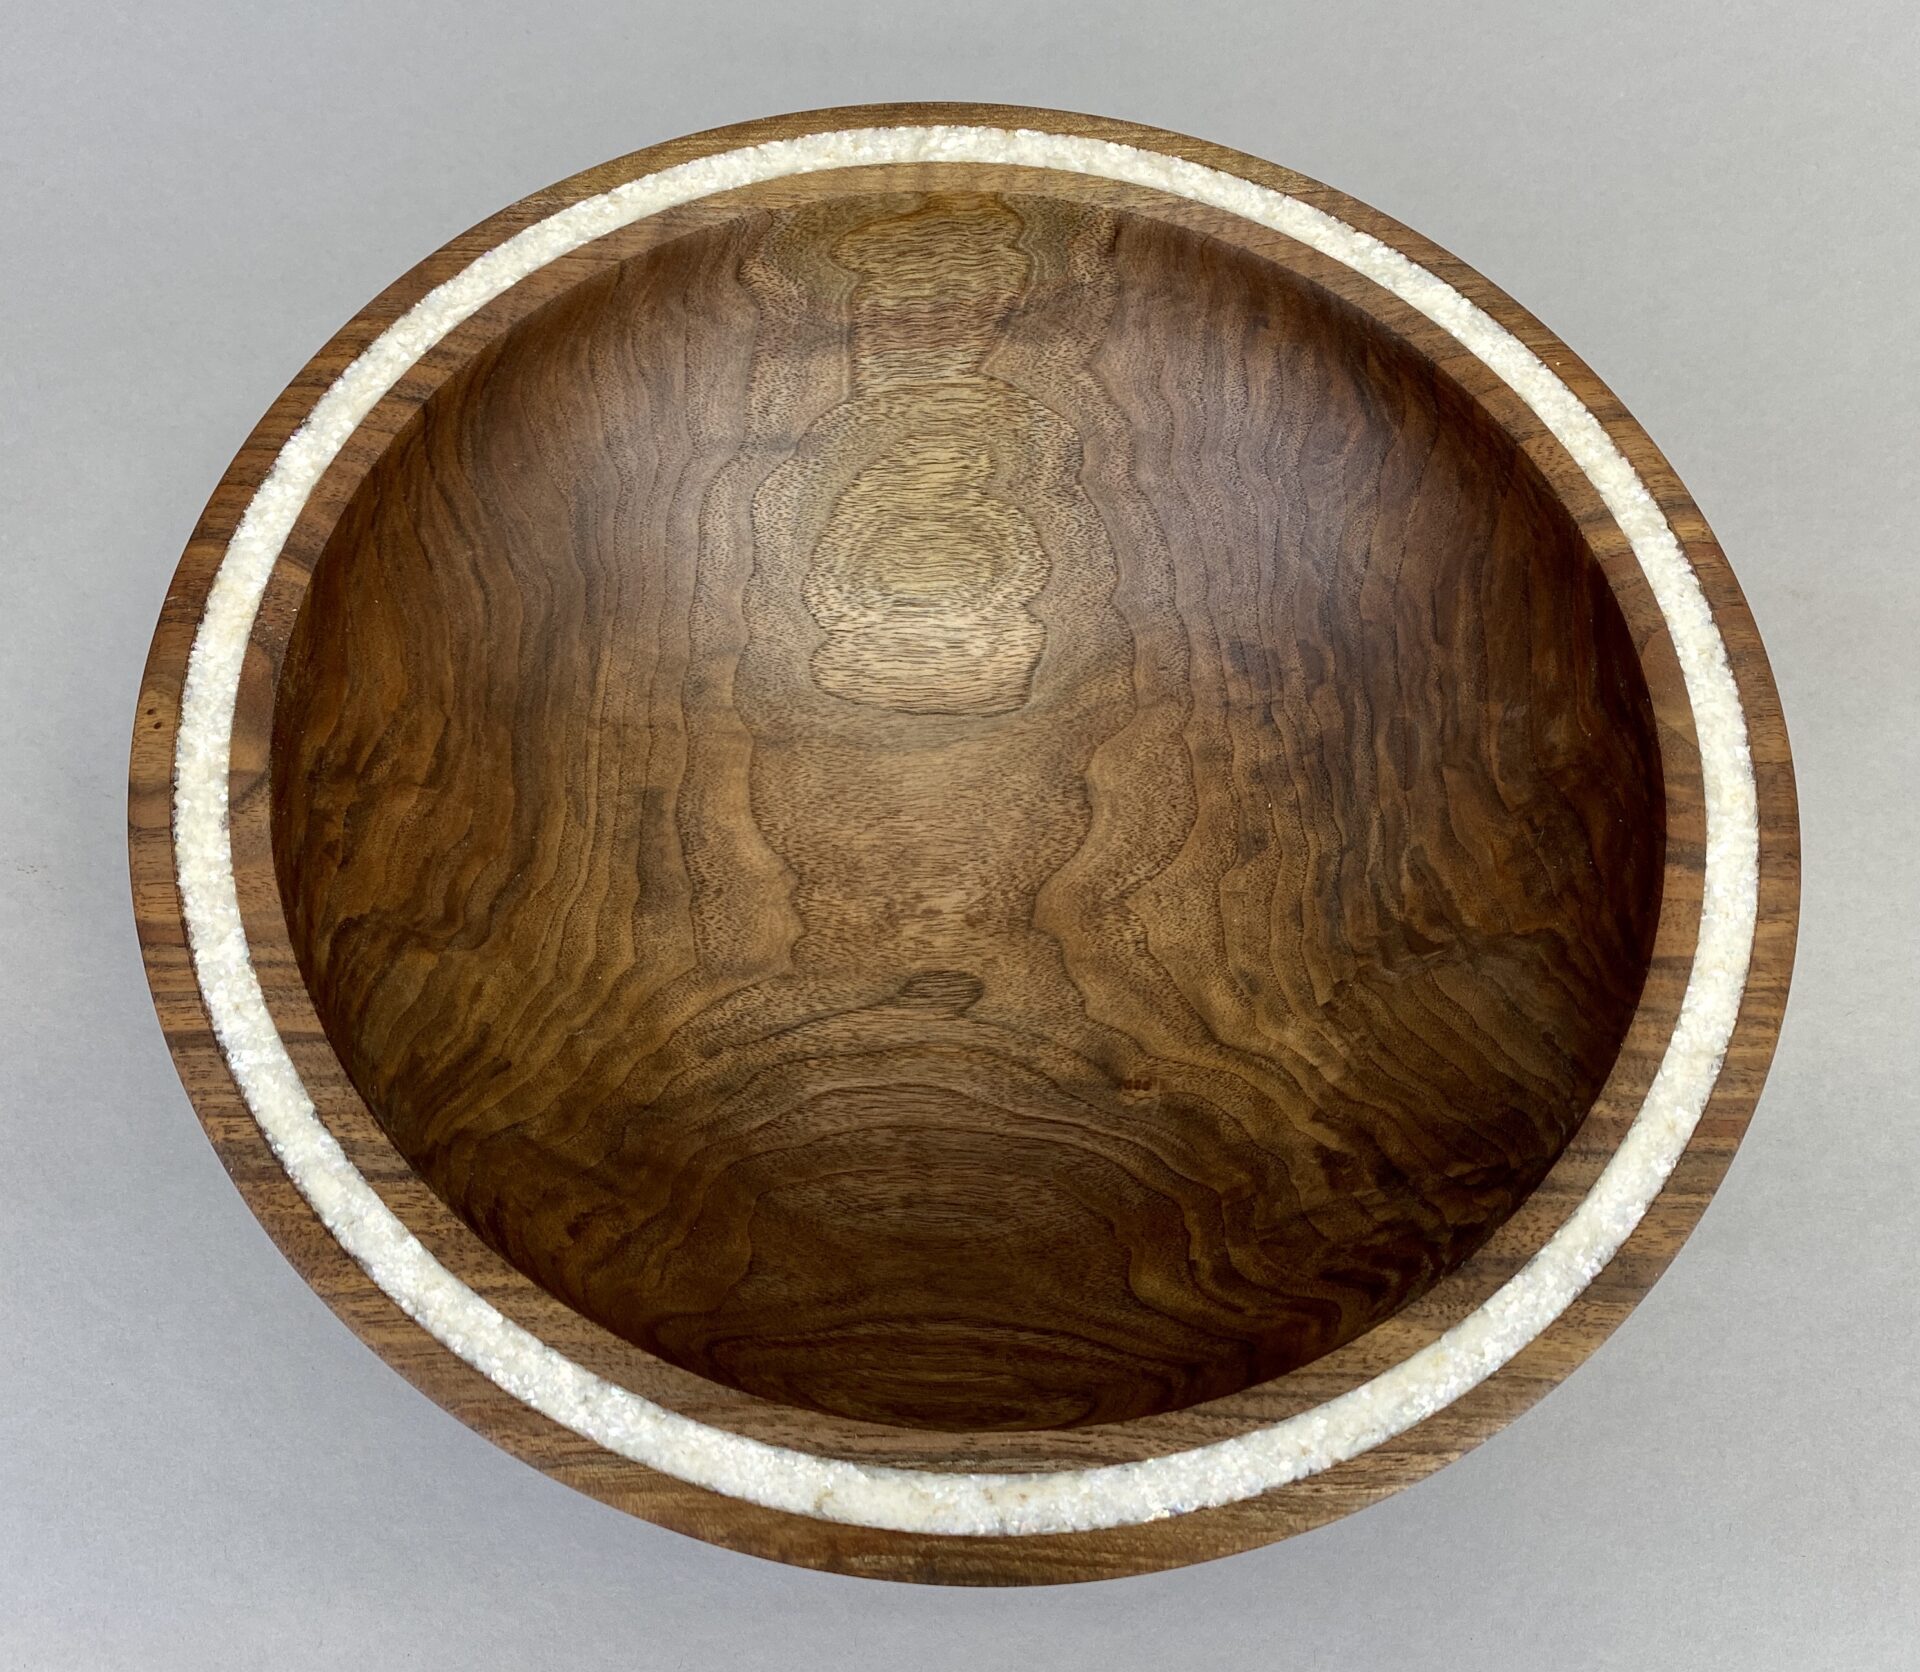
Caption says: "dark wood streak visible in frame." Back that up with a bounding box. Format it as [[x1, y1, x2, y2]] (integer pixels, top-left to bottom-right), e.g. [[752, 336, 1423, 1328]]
[[270, 187, 1664, 1432]]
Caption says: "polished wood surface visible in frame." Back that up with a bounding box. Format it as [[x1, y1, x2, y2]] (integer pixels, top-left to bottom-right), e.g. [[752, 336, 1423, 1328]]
[[270, 188, 1663, 1432], [129, 102, 1798, 1582]]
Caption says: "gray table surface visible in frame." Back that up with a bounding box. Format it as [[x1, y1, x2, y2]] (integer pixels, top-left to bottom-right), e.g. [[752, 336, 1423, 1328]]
[[4, 2, 1915, 1665]]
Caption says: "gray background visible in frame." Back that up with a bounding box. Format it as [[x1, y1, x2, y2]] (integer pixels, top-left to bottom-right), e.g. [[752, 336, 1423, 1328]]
[[3, 1, 1914, 1665]]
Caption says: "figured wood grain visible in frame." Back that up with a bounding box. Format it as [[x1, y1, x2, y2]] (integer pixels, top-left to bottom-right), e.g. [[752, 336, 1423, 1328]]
[[130, 102, 1798, 1582], [269, 187, 1664, 1432]]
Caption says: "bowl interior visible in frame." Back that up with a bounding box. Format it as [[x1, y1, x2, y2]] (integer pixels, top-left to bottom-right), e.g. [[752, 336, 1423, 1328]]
[[269, 187, 1665, 1432]]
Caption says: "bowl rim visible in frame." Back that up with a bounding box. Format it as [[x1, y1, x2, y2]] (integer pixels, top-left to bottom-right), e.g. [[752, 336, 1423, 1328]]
[[128, 100, 1799, 1585]]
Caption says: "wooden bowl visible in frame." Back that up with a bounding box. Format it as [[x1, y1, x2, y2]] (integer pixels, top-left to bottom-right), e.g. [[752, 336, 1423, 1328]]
[[130, 104, 1797, 1583]]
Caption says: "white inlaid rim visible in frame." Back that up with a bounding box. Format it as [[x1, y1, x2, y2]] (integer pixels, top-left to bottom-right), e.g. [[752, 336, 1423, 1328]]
[[173, 124, 1760, 1537]]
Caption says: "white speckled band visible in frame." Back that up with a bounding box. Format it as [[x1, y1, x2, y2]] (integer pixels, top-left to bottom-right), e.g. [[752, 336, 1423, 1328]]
[[172, 125, 1759, 1536]]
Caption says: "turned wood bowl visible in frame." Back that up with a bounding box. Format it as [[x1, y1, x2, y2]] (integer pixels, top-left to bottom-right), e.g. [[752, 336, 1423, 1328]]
[[131, 105, 1797, 1583]]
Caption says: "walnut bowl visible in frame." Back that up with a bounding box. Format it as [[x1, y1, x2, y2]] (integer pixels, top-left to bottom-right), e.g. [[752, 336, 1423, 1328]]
[[131, 104, 1797, 1583]]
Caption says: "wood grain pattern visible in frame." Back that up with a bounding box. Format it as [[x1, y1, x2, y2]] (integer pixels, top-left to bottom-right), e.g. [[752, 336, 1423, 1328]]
[[270, 187, 1663, 1432], [128, 103, 1798, 1581]]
